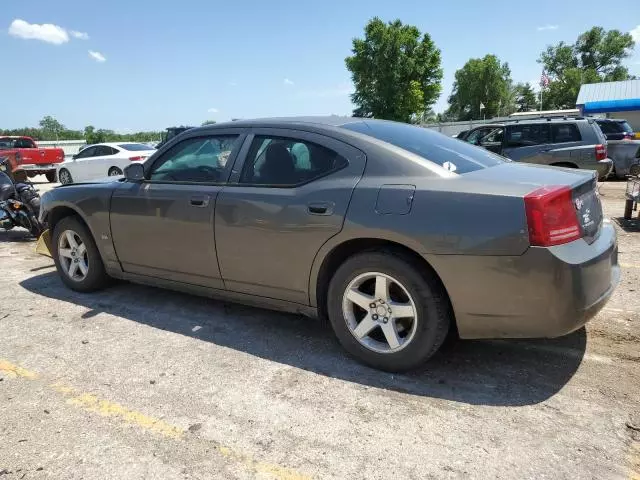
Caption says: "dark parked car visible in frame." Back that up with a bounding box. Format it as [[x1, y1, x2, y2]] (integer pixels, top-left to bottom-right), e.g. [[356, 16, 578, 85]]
[[37, 117, 620, 372], [460, 118, 613, 179], [595, 118, 635, 141]]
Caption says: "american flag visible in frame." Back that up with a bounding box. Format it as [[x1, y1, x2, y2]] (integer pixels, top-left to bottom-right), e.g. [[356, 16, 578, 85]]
[[540, 71, 550, 88]]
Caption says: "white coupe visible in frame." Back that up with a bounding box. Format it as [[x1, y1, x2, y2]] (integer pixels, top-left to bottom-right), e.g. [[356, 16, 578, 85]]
[[57, 143, 156, 184]]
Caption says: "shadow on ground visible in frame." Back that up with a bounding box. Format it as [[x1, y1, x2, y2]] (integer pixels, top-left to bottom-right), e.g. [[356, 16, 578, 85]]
[[614, 216, 640, 233], [0, 229, 37, 243], [21, 271, 587, 407]]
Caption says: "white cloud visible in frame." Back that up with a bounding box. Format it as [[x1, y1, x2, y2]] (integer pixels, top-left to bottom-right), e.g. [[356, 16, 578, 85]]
[[207, 108, 219, 113], [8, 19, 69, 45], [70, 30, 89, 40], [88, 50, 106, 62], [631, 25, 640, 43], [228, 81, 237, 87], [537, 24, 559, 31], [284, 78, 294, 86]]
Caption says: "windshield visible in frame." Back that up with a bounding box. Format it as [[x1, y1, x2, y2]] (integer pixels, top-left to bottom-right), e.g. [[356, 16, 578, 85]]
[[342, 121, 506, 174], [118, 143, 154, 151]]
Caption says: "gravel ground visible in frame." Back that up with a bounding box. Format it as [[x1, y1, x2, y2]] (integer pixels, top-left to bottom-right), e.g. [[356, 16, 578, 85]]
[[0, 177, 639, 480]]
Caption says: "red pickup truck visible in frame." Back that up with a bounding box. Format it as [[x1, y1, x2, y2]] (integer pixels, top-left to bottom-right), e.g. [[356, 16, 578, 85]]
[[0, 136, 65, 182]]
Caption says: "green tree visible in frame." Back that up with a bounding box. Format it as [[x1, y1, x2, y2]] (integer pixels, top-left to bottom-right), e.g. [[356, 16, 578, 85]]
[[345, 17, 443, 122], [38, 115, 65, 141], [538, 27, 635, 109], [513, 83, 538, 112], [445, 55, 513, 121]]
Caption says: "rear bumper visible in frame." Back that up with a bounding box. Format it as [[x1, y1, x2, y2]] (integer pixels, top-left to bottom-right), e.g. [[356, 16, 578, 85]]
[[18, 164, 58, 172], [426, 221, 620, 339]]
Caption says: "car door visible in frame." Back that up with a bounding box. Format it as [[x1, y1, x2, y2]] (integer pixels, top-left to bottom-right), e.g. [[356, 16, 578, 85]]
[[215, 128, 366, 305], [70, 146, 98, 181], [502, 123, 552, 164], [87, 145, 117, 179], [109, 130, 246, 289]]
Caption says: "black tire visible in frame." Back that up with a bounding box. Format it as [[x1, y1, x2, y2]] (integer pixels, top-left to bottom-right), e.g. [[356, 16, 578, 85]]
[[58, 169, 73, 184], [52, 216, 110, 292], [45, 171, 57, 183], [327, 250, 451, 372], [108, 167, 123, 177]]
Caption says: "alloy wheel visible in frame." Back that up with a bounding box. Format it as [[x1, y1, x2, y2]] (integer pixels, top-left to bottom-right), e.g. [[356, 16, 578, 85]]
[[341, 272, 418, 354], [59, 170, 72, 184], [58, 229, 89, 282]]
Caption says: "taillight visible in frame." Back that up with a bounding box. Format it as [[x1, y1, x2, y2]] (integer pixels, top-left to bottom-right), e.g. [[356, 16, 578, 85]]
[[129, 156, 145, 161], [595, 144, 607, 160], [524, 185, 582, 247]]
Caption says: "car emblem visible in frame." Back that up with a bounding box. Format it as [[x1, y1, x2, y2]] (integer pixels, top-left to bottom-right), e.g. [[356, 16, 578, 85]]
[[575, 197, 584, 210]]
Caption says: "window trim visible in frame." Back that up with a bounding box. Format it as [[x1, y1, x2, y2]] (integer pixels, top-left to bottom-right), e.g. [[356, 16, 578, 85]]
[[228, 130, 351, 189], [142, 132, 246, 186]]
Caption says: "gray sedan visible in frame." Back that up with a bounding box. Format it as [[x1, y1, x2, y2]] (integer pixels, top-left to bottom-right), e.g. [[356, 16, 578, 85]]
[[37, 117, 620, 372]]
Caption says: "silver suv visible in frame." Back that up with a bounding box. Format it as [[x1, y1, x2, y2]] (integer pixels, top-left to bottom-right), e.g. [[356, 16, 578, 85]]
[[460, 118, 613, 179]]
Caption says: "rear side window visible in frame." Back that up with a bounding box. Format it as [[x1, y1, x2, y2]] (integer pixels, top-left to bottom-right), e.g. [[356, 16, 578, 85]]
[[597, 121, 620, 134], [240, 136, 348, 186], [342, 121, 505, 174], [551, 124, 581, 143], [506, 124, 551, 147], [119, 143, 153, 151], [620, 121, 634, 133]]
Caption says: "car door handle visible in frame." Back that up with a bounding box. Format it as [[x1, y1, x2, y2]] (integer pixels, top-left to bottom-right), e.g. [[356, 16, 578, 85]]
[[190, 195, 210, 207], [307, 202, 334, 215]]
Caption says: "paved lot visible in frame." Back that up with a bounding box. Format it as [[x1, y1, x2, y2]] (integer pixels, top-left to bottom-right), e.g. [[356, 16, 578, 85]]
[[1, 177, 639, 479]]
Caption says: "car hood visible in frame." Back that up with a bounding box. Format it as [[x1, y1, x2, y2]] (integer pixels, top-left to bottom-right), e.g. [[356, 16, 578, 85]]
[[56, 175, 124, 187]]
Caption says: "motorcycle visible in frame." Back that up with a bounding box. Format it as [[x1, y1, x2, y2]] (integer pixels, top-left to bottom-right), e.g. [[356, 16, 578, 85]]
[[0, 156, 43, 237]]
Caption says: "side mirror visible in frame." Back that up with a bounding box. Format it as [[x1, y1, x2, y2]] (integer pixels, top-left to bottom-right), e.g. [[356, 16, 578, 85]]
[[71, 155, 77, 160], [124, 163, 145, 182]]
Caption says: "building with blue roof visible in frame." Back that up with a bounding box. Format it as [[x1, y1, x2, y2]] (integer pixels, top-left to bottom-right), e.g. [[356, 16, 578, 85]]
[[576, 79, 640, 131]]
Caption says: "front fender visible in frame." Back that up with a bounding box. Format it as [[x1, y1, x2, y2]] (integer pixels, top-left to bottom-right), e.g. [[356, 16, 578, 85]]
[[40, 185, 121, 272]]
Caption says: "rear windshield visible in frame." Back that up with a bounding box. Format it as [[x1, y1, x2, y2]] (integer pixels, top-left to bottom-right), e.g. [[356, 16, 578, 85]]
[[118, 143, 154, 151], [342, 121, 505, 174], [620, 121, 634, 133], [597, 120, 634, 134]]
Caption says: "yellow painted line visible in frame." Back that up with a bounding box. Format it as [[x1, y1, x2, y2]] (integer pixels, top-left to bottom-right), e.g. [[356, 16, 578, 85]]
[[0, 359, 38, 379], [50, 383, 184, 439], [0, 358, 311, 480], [621, 264, 640, 269]]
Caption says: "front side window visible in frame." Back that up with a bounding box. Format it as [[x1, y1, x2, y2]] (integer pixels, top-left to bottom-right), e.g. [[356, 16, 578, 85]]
[[552, 124, 581, 143], [149, 135, 240, 183], [76, 146, 97, 158], [506, 124, 551, 147], [465, 128, 493, 145], [239, 136, 348, 186]]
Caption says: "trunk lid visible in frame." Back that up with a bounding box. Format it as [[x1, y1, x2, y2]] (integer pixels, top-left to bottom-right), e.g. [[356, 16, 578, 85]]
[[465, 162, 602, 243]]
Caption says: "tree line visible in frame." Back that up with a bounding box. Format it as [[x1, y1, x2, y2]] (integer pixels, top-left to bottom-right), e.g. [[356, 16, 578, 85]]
[[0, 116, 163, 144], [345, 19, 636, 122]]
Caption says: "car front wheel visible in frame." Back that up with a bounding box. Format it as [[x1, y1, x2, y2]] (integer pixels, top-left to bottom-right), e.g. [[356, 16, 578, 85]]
[[327, 251, 451, 372], [52, 216, 110, 292], [58, 169, 73, 184]]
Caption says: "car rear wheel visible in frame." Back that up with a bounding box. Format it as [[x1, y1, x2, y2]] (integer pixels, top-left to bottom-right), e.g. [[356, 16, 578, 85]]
[[52, 216, 110, 292], [45, 171, 57, 183], [58, 169, 73, 184], [327, 251, 451, 372], [108, 167, 123, 176]]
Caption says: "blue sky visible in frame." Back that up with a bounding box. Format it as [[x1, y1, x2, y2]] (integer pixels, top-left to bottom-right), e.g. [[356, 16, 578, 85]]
[[2, 0, 639, 132]]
